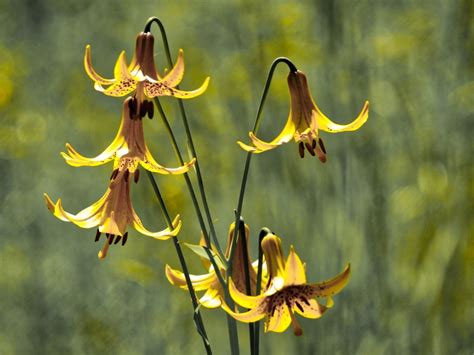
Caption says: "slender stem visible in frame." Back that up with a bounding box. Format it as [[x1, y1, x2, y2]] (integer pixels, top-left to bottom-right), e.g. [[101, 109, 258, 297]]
[[253, 228, 271, 355], [145, 16, 224, 260], [146, 171, 212, 355], [228, 57, 298, 278], [146, 17, 239, 355], [237, 217, 255, 355]]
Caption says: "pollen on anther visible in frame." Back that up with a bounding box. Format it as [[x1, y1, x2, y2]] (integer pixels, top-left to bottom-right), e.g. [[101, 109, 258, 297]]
[[122, 232, 128, 246], [134, 169, 140, 183], [298, 142, 305, 158], [95, 229, 101, 242], [318, 138, 327, 154], [305, 142, 316, 157], [114, 235, 122, 244], [108, 235, 114, 245]]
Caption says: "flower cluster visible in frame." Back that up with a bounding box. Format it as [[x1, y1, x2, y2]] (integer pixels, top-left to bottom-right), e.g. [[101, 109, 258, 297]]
[[44, 29, 208, 259]]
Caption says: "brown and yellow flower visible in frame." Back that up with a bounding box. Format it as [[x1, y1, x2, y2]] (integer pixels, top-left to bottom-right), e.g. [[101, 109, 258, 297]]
[[223, 233, 350, 336], [44, 164, 181, 259], [62, 97, 195, 176], [165, 223, 264, 308], [84, 31, 209, 101], [238, 70, 369, 161]]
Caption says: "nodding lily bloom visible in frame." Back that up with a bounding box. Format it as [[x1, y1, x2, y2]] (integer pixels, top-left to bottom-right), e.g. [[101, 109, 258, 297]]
[[223, 233, 350, 336], [84, 31, 210, 103], [44, 166, 182, 260], [165, 223, 264, 308], [62, 97, 195, 176], [238, 70, 369, 162]]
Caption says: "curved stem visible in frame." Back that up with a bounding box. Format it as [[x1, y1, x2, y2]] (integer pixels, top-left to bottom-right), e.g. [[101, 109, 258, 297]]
[[145, 16, 224, 261], [146, 171, 212, 355], [227, 57, 298, 278]]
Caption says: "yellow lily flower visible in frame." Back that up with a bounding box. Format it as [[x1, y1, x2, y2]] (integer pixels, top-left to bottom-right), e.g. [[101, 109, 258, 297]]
[[223, 233, 350, 336], [84, 31, 210, 101], [165, 223, 264, 308], [62, 97, 195, 176], [44, 166, 181, 260], [238, 70, 369, 161]]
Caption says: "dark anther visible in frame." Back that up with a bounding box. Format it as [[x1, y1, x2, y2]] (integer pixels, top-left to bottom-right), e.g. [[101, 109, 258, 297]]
[[95, 229, 101, 242], [110, 168, 119, 181], [312, 139, 317, 150], [122, 232, 128, 246], [298, 142, 305, 158], [147, 100, 154, 119], [124, 170, 130, 182], [114, 235, 122, 244], [105, 233, 110, 237], [271, 305, 277, 317], [134, 169, 140, 183], [128, 97, 137, 118], [301, 296, 311, 306], [139, 101, 147, 118], [305, 142, 316, 157], [108, 235, 114, 245], [318, 138, 326, 154], [295, 301, 304, 313]]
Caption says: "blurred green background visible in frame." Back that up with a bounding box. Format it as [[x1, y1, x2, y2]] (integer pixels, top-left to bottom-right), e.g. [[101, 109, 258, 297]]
[[0, 0, 472, 354]]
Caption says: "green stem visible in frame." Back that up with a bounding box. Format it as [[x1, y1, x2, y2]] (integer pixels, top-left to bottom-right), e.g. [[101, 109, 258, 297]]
[[145, 17, 239, 355], [146, 171, 212, 355], [145, 16, 224, 261], [237, 217, 255, 355], [253, 228, 271, 355], [227, 57, 297, 279]]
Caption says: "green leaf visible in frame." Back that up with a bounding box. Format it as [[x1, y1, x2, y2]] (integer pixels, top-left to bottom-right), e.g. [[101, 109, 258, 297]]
[[184, 243, 227, 270]]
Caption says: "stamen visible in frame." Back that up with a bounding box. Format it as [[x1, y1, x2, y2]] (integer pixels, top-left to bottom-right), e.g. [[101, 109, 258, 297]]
[[315, 145, 327, 163], [108, 234, 114, 245], [147, 100, 154, 119], [122, 232, 128, 246], [95, 229, 101, 242], [298, 142, 305, 158], [301, 296, 311, 306], [134, 169, 140, 183], [110, 168, 119, 180], [287, 303, 303, 336], [271, 304, 277, 317], [304, 142, 316, 157], [124, 170, 130, 182], [114, 235, 122, 244], [312, 138, 317, 150], [98, 238, 110, 260], [128, 97, 137, 119], [318, 138, 326, 154], [139, 100, 147, 118]]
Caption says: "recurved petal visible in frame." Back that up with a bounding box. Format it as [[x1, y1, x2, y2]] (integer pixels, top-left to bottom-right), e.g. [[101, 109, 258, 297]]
[[229, 277, 266, 309], [199, 286, 223, 308], [221, 301, 267, 323], [283, 246, 307, 287], [144, 77, 210, 99], [102, 79, 137, 97], [316, 100, 369, 133], [140, 149, 195, 174], [44, 194, 103, 228], [160, 49, 185, 87], [293, 297, 326, 319], [308, 263, 351, 298], [242, 117, 296, 153], [265, 303, 291, 333], [61, 139, 123, 167], [84, 45, 114, 85], [165, 264, 217, 291], [133, 213, 181, 240]]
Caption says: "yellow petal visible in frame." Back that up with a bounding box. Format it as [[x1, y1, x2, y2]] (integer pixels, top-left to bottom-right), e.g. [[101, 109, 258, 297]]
[[293, 297, 326, 319], [243, 117, 296, 153], [140, 149, 195, 174], [165, 264, 217, 291], [265, 303, 291, 333], [283, 246, 307, 287], [199, 287, 223, 308], [144, 77, 210, 99], [308, 263, 351, 297], [83, 45, 114, 85], [161, 49, 185, 87], [316, 100, 369, 133], [132, 213, 181, 240], [221, 301, 267, 323], [229, 277, 266, 309], [61, 137, 124, 167], [261, 234, 286, 294]]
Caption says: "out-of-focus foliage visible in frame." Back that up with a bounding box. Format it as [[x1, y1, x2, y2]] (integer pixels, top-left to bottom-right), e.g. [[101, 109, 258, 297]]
[[0, 0, 472, 354]]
